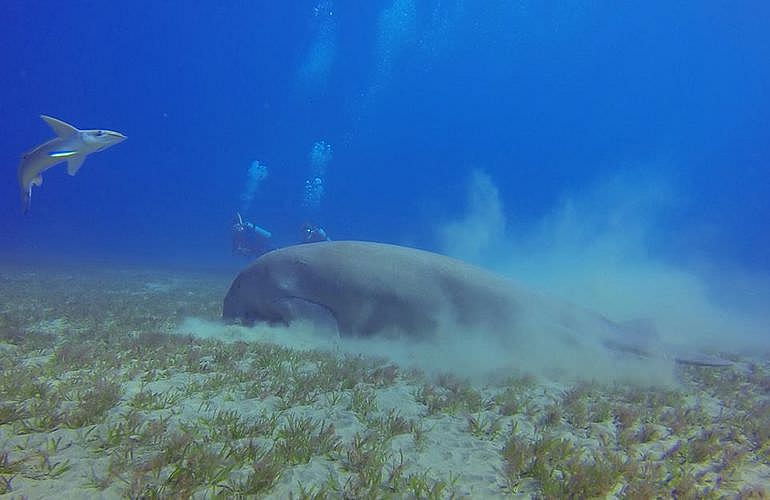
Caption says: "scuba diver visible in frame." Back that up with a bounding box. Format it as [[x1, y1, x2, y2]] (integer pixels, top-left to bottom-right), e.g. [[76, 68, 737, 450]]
[[301, 222, 331, 243], [232, 214, 331, 258], [231, 212, 273, 257]]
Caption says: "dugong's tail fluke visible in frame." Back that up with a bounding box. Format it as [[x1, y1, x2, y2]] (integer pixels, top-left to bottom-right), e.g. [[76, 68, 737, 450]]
[[607, 319, 733, 367], [673, 352, 732, 367]]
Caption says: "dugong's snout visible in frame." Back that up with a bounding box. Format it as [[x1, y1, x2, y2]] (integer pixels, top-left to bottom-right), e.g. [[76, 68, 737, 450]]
[[222, 292, 249, 325], [222, 295, 270, 326], [222, 277, 287, 327], [222, 278, 257, 325]]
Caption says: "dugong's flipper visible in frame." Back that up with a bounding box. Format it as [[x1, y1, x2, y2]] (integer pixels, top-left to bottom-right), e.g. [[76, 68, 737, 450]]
[[275, 297, 340, 336]]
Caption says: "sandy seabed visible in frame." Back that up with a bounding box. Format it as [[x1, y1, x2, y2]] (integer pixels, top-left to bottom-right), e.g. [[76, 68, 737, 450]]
[[0, 262, 768, 499]]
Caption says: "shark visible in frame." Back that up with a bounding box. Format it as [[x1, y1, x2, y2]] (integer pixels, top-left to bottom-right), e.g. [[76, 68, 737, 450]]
[[17, 115, 126, 213]]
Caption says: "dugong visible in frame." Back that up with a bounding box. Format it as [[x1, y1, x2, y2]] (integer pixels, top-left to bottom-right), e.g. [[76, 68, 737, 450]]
[[222, 241, 728, 366]]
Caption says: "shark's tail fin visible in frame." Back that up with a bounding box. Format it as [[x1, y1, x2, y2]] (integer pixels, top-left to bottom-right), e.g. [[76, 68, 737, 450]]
[[20, 177, 40, 215], [21, 189, 31, 215]]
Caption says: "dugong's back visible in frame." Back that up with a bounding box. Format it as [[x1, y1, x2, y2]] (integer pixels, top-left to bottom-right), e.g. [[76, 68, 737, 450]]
[[222, 241, 526, 337]]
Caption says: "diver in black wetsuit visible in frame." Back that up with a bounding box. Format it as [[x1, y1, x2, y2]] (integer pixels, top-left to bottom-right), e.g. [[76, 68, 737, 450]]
[[231, 212, 273, 257], [232, 213, 331, 257], [301, 222, 331, 243]]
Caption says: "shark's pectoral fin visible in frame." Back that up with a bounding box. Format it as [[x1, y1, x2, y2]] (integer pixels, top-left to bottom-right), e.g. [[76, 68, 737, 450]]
[[67, 156, 86, 176], [32, 176, 43, 187], [41, 115, 79, 138]]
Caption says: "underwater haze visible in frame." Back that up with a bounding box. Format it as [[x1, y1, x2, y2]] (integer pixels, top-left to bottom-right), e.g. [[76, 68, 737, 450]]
[[3, 0, 769, 358], [1, 1, 768, 270], [2, 1, 770, 497]]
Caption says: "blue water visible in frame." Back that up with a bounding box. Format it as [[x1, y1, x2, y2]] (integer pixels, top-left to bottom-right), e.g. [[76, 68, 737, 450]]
[[2, 1, 769, 274]]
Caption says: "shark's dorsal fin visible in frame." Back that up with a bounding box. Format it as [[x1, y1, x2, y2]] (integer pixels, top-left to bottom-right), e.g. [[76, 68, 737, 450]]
[[41, 115, 79, 138], [67, 156, 86, 176]]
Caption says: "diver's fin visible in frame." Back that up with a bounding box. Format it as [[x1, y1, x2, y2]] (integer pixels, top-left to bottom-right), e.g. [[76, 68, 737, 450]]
[[41, 115, 79, 138], [67, 156, 86, 176]]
